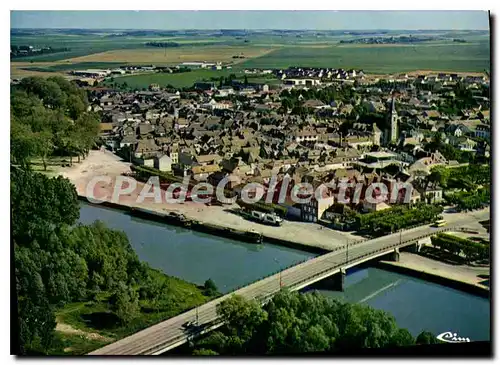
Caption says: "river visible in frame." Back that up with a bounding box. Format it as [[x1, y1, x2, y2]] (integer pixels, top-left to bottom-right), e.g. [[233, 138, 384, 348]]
[[79, 202, 490, 342]]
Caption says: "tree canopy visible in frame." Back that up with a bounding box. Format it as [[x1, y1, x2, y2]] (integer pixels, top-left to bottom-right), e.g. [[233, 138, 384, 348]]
[[193, 291, 437, 355], [11, 76, 100, 169]]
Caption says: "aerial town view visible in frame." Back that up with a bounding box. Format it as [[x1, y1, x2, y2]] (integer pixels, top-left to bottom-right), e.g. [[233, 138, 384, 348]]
[[11, 10, 491, 356]]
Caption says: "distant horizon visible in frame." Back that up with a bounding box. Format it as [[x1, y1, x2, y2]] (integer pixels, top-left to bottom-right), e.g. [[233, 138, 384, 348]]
[[11, 11, 490, 31], [11, 27, 489, 31]]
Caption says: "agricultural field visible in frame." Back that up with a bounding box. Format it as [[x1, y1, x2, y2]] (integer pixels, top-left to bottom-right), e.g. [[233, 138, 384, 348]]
[[103, 69, 246, 89], [240, 42, 491, 73], [11, 29, 490, 79], [64, 45, 275, 65]]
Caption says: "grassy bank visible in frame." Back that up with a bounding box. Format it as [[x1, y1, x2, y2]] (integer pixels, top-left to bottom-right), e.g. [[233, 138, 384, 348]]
[[50, 267, 212, 355]]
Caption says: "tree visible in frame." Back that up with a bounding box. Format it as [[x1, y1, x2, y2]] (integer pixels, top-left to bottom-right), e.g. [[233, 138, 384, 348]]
[[110, 282, 140, 324], [203, 279, 219, 297], [67, 94, 86, 120], [192, 348, 219, 356], [11, 118, 37, 168], [11, 168, 79, 244], [33, 131, 53, 171], [416, 331, 439, 345], [195, 291, 419, 355], [244, 75, 248, 86], [389, 328, 415, 347]]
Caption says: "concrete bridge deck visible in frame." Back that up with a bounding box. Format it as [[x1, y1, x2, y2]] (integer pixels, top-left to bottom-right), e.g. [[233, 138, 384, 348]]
[[89, 209, 489, 355]]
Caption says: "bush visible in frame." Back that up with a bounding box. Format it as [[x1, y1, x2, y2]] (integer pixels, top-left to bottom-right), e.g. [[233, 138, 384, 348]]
[[203, 279, 219, 297]]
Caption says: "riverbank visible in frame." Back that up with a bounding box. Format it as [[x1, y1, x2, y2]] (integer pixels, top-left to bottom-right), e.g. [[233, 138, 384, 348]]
[[59, 150, 362, 252], [51, 266, 211, 355], [377, 252, 490, 298]]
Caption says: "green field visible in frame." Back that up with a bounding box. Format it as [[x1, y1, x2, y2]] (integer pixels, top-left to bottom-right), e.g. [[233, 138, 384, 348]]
[[10, 34, 243, 62], [104, 69, 245, 89], [240, 42, 491, 73], [11, 30, 490, 74]]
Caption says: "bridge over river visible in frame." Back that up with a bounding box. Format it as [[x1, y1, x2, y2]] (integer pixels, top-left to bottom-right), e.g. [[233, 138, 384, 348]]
[[89, 210, 489, 355]]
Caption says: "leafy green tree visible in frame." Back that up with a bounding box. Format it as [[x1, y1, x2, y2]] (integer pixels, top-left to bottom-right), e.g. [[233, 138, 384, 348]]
[[11, 118, 37, 168], [33, 131, 53, 171], [11, 168, 79, 244], [416, 331, 439, 345], [192, 348, 219, 355], [203, 279, 219, 297], [389, 328, 415, 347], [110, 282, 140, 324], [195, 291, 420, 355], [67, 94, 86, 120]]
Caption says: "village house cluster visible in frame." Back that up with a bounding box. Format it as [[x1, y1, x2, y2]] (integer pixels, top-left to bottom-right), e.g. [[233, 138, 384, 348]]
[[90, 67, 490, 227]]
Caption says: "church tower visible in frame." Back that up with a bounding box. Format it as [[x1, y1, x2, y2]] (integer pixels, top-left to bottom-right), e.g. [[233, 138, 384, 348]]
[[387, 95, 399, 144]]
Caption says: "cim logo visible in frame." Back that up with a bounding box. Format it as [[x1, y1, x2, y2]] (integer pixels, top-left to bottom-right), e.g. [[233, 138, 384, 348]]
[[436, 331, 471, 343]]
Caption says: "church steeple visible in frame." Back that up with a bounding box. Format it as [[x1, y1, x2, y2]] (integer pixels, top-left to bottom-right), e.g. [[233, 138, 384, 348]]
[[388, 92, 398, 144]]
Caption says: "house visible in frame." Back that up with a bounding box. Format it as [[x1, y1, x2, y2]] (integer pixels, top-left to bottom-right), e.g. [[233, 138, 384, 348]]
[[120, 134, 138, 148], [136, 156, 155, 168], [445, 124, 469, 137], [99, 123, 114, 135], [138, 123, 154, 136], [362, 200, 391, 213], [295, 128, 319, 143], [300, 188, 335, 223], [424, 186, 443, 204], [474, 124, 490, 139], [154, 155, 173, 172], [457, 137, 477, 152], [218, 86, 235, 97], [303, 99, 326, 109], [175, 118, 189, 130], [135, 139, 159, 158], [191, 164, 221, 182], [195, 154, 223, 166]]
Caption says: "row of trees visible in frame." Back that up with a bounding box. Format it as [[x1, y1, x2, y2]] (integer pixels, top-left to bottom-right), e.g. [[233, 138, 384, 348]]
[[431, 233, 489, 263], [429, 164, 490, 191], [191, 291, 439, 355], [444, 188, 490, 212], [11, 76, 100, 169], [355, 204, 443, 235]]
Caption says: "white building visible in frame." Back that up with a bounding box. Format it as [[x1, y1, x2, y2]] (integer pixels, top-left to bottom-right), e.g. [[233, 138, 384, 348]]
[[154, 155, 173, 172]]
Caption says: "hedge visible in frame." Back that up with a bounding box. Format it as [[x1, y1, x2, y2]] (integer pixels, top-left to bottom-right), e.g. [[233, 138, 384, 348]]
[[431, 233, 489, 262]]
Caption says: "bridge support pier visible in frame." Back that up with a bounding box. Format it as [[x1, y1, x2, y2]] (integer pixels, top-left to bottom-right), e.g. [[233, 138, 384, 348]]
[[332, 268, 346, 292], [391, 248, 400, 262], [406, 242, 422, 253], [307, 268, 346, 292]]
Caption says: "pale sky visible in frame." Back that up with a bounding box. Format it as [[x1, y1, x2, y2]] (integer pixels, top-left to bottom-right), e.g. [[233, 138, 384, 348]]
[[11, 11, 490, 30]]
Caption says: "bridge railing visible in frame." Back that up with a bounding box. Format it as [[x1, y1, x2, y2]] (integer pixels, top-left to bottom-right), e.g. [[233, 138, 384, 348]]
[[130, 222, 475, 354]]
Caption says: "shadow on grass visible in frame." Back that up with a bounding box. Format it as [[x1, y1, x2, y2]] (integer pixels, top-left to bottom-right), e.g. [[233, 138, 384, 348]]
[[81, 312, 120, 330]]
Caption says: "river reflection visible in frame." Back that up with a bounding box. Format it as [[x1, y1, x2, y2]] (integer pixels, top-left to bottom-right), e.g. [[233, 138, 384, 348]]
[[79, 202, 316, 293]]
